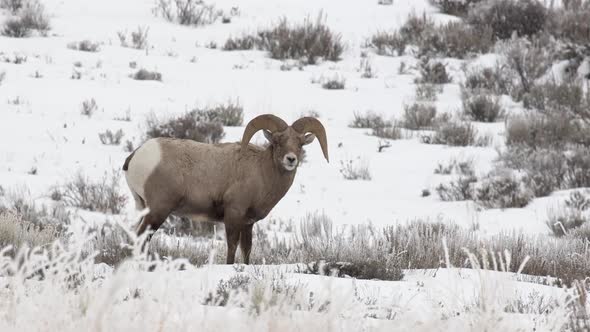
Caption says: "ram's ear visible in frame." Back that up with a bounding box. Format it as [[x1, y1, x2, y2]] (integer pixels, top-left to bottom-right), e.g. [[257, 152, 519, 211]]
[[263, 130, 274, 143], [302, 133, 316, 145]]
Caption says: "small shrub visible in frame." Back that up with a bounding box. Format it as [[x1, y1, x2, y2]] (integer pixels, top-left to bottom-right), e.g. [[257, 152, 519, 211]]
[[192, 100, 244, 126], [523, 79, 590, 122], [416, 57, 450, 84], [1, 0, 50, 37], [89, 222, 133, 266], [436, 176, 478, 201], [431, 121, 477, 146], [152, 0, 221, 26], [349, 111, 390, 129], [132, 69, 162, 81], [369, 31, 407, 56], [564, 146, 590, 189], [372, 124, 402, 140], [98, 129, 124, 145], [415, 83, 440, 101], [123, 140, 135, 153], [402, 103, 436, 130], [61, 172, 128, 214], [339, 158, 371, 180], [430, 0, 483, 16], [0, 190, 70, 233], [118, 26, 149, 49], [505, 114, 586, 149], [1, 0, 24, 13], [461, 91, 504, 122], [145, 111, 225, 143], [434, 157, 475, 176], [370, 13, 492, 59], [81, 98, 98, 117], [0, 71, 5, 85], [501, 36, 555, 98], [67, 40, 100, 52], [475, 172, 533, 209], [547, 5, 590, 45], [565, 191, 590, 211], [546, 206, 589, 236], [257, 14, 343, 64], [321, 76, 345, 90], [468, 0, 547, 40], [222, 35, 258, 51], [359, 58, 376, 78], [421, 21, 494, 59], [463, 65, 513, 96]]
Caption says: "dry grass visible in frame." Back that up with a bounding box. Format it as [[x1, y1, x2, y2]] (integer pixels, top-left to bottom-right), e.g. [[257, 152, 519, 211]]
[[0, 211, 63, 255], [61, 172, 128, 214]]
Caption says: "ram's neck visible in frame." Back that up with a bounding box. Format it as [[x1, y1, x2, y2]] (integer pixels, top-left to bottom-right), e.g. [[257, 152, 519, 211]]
[[253, 146, 297, 216]]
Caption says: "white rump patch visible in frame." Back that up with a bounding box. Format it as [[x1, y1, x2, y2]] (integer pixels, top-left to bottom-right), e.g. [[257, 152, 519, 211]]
[[124, 139, 162, 201]]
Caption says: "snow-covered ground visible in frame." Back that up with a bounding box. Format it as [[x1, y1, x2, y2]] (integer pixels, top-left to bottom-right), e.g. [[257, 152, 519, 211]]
[[0, 0, 585, 330]]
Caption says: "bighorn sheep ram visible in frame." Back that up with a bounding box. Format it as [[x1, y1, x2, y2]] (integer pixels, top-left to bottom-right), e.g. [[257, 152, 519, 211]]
[[123, 114, 328, 264]]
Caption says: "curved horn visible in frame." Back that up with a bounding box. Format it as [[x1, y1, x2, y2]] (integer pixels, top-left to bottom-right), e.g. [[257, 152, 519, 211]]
[[291, 117, 329, 162], [241, 114, 288, 152]]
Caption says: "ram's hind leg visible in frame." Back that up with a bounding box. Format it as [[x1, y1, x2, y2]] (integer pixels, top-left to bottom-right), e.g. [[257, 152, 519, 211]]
[[136, 209, 170, 253]]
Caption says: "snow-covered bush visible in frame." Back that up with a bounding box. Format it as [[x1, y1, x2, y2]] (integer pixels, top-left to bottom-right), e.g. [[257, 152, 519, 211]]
[[321, 76, 346, 90], [152, 0, 221, 26], [505, 114, 584, 150], [191, 100, 244, 126], [415, 83, 440, 101], [546, 205, 589, 237], [339, 158, 372, 181], [421, 21, 494, 59], [475, 172, 533, 209], [369, 14, 493, 59], [80, 98, 98, 117], [416, 57, 451, 84], [98, 129, 124, 146], [461, 91, 504, 122], [145, 110, 225, 143], [523, 79, 590, 123], [500, 36, 555, 99], [402, 102, 437, 129], [258, 15, 343, 64], [67, 40, 100, 52], [468, 0, 547, 40], [435, 175, 477, 201], [431, 121, 479, 146], [547, 2, 590, 45], [429, 0, 483, 16], [223, 15, 343, 64], [434, 157, 475, 176], [117, 26, 149, 49], [371, 124, 402, 140], [1, 0, 50, 37], [462, 65, 514, 96], [349, 111, 390, 129], [132, 68, 162, 81]]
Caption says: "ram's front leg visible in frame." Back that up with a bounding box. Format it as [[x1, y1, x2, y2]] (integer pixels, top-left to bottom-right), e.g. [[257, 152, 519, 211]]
[[224, 222, 241, 264], [223, 206, 247, 264]]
